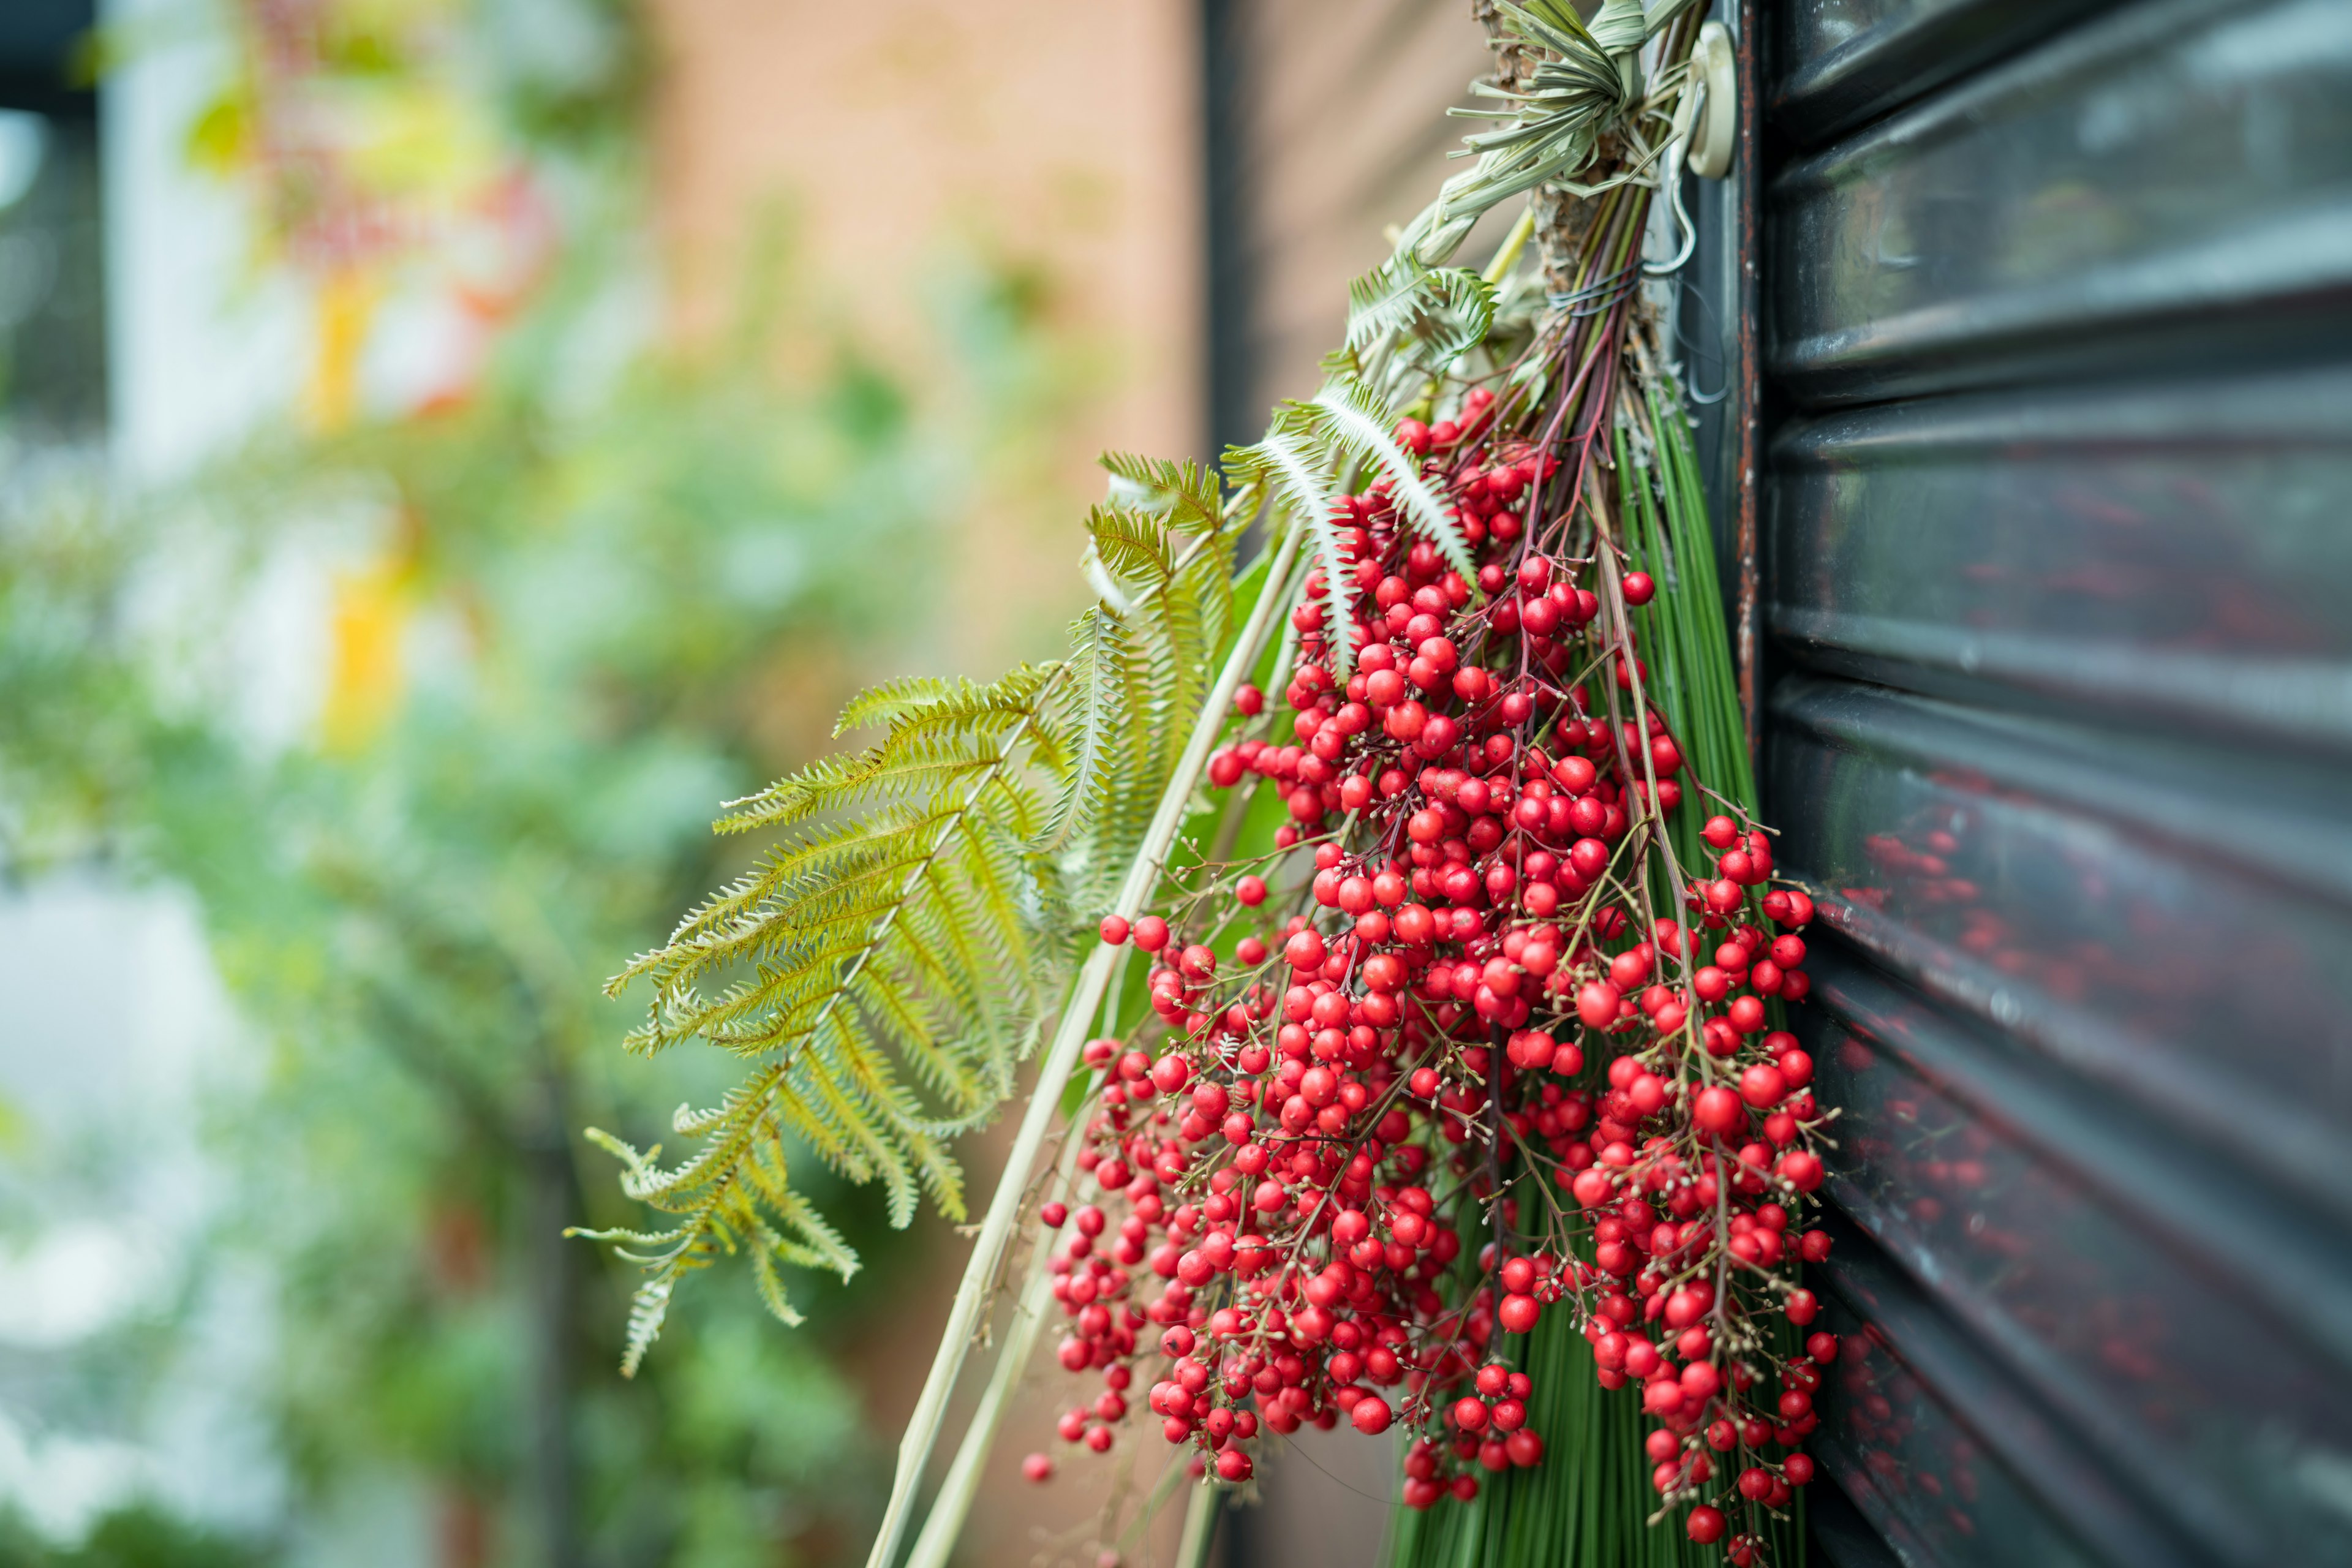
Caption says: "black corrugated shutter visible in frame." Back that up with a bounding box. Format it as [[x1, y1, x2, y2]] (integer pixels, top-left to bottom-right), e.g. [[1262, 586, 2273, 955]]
[[1760, 2, 2352, 1564]]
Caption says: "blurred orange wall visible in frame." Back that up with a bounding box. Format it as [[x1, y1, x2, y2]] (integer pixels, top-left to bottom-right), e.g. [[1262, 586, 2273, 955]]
[[648, 0, 1204, 671]]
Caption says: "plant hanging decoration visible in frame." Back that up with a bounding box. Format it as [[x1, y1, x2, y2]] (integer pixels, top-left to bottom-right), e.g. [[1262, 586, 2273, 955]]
[[585, 4, 1832, 1565]]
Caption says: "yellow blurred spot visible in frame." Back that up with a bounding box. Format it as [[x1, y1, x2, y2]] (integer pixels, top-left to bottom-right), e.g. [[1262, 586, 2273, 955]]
[[309, 265, 380, 432], [183, 90, 252, 178], [323, 549, 414, 752], [341, 80, 499, 199]]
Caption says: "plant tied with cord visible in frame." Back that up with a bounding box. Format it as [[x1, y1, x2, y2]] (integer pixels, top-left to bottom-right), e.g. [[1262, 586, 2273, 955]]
[[589, 2, 1830, 1565], [1035, 347, 1828, 1563]]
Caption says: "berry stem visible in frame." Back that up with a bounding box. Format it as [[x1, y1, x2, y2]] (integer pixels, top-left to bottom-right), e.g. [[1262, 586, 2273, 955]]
[[867, 522, 1309, 1568]]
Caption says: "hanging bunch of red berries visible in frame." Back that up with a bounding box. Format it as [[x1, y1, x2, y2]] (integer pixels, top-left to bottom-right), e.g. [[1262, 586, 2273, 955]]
[[1023, 385, 1834, 1561]]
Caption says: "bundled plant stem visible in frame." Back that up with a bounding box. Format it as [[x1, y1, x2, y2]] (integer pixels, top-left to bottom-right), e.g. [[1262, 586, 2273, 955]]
[[590, 5, 1831, 1566]]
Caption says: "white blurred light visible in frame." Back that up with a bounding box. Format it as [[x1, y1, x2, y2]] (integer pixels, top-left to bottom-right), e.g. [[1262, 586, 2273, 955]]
[[0, 112, 48, 213], [0, 1224, 164, 1349]]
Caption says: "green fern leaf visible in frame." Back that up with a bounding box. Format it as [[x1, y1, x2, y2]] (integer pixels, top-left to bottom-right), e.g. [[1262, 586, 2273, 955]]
[[591, 450, 1253, 1366], [1346, 259, 1496, 364], [1308, 375, 1481, 589], [1098, 451, 1224, 540], [1222, 428, 1357, 676]]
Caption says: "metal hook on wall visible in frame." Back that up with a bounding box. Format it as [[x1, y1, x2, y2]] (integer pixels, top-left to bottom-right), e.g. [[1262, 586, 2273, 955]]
[[1644, 23, 1736, 277], [1646, 150, 1701, 276], [1687, 22, 1737, 181]]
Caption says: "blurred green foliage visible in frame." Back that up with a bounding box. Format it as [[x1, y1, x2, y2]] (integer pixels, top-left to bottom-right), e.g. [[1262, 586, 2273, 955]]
[[2, 0, 1108, 1558], [0, 223, 1078, 1565], [0, 1502, 269, 1568]]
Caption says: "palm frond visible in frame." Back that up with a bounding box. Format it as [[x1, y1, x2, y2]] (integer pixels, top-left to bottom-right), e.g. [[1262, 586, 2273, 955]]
[[1396, 0, 1695, 266]]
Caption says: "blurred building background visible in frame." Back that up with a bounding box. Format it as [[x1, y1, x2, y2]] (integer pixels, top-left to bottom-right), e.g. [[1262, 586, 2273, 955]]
[[0, 2, 1502, 1566]]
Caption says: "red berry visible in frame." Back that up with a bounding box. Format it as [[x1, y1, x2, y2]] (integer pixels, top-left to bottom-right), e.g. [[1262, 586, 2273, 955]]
[[1782, 1152, 1826, 1193], [1099, 914, 1129, 946], [1017, 477, 1832, 1534], [1739, 1063, 1786, 1107], [1693, 1086, 1743, 1139], [1022, 1453, 1054, 1483]]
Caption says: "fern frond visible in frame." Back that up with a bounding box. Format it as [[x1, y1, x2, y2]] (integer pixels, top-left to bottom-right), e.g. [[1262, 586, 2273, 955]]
[[592, 439, 1255, 1365], [593, 658, 1071, 1362], [1098, 451, 1224, 539], [1346, 259, 1497, 366], [1090, 507, 1217, 777], [1222, 428, 1357, 675], [1307, 375, 1482, 589], [617, 1272, 681, 1373], [1039, 606, 1133, 852], [835, 676, 960, 736], [1045, 493, 1232, 872], [1087, 504, 1179, 588], [703, 695, 1050, 844]]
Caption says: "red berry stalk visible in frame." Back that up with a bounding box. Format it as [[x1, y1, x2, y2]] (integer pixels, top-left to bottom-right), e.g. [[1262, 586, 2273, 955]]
[[1025, 334, 1836, 1562]]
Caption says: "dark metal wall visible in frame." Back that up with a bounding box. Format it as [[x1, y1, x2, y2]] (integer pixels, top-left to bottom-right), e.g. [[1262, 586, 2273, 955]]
[[1759, 1, 2352, 1564], [0, 0, 93, 118], [1205, 1, 2352, 1561]]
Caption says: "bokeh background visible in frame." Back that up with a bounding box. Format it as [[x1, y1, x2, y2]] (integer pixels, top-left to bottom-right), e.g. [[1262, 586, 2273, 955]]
[[0, 2, 1501, 1566]]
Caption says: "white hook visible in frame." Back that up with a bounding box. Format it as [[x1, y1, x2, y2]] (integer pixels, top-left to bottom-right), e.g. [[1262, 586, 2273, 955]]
[[1645, 147, 1700, 276], [1688, 22, 1736, 180], [1644, 44, 1707, 276]]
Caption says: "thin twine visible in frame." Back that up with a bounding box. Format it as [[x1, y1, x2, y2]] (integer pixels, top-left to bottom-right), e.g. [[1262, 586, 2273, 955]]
[[1264, 1428, 1406, 1508], [1672, 268, 1730, 405], [1545, 260, 1642, 319]]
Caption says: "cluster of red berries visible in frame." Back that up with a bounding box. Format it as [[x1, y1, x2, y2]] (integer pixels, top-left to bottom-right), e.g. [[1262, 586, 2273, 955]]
[[1023, 391, 1833, 1559]]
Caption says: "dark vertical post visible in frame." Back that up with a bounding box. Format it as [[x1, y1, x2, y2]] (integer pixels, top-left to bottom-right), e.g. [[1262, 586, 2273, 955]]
[[1733, 0, 1763, 756], [1199, 0, 1254, 461], [526, 1074, 580, 1568]]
